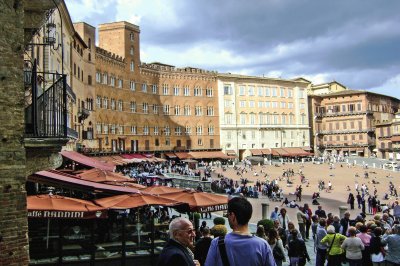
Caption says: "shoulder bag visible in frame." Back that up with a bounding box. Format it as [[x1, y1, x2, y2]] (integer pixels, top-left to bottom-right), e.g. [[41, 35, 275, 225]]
[[218, 236, 230, 266]]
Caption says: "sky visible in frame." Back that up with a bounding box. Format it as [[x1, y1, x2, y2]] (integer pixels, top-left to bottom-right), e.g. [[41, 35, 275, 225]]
[[66, 0, 400, 99]]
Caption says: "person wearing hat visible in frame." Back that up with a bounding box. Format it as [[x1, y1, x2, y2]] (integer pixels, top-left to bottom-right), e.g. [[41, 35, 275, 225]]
[[321, 225, 347, 266]]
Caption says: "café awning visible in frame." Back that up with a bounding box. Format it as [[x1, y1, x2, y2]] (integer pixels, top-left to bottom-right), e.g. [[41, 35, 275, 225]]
[[140, 186, 184, 195], [76, 168, 133, 183], [189, 151, 229, 159], [175, 152, 193, 160], [392, 136, 400, 142], [161, 191, 228, 213], [95, 193, 188, 210], [260, 149, 271, 155], [28, 170, 141, 195], [164, 152, 177, 159], [250, 149, 263, 156], [27, 194, 107, 219], [60, 151, 115, 171]]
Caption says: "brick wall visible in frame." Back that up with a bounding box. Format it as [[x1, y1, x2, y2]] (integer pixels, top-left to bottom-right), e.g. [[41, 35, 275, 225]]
[[0, 0, 30, 265]]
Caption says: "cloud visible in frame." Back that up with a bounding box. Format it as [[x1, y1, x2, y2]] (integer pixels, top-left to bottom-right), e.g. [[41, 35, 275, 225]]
[[67, 0, 400, 99]]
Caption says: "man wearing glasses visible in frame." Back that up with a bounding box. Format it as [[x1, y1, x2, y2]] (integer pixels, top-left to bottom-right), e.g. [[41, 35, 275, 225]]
[[205, 197, 276, 266], [157, 217, 200, 266]]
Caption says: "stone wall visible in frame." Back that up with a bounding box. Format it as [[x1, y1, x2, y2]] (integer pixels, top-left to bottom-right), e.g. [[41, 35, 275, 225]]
[[0, 0, 30, 265]]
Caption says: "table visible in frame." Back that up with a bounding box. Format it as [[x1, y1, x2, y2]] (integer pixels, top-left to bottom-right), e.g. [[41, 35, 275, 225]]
[[62, 244, 82, 251], [95, 241, 137, 249], [144, 239, 166, 245]]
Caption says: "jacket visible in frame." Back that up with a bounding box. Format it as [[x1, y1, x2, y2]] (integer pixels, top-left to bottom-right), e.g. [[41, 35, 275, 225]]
[[157, 239, 195, 266], [320, 233, 346, 256]]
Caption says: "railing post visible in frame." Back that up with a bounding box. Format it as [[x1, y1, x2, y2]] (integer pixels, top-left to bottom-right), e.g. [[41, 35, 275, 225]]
[[63, 75, 67, 137]]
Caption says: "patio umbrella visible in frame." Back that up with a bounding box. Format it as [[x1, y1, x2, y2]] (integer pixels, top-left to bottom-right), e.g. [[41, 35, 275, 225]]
[[160, 191, 229, 213], [76, 168, 133, 183], [95, 193, 189, 265], [140, 185, 184, 195], [27, 194, 107, 252], [103, 181, 146, 189], [94, 193, 187, 209], [27, 194, 107, 219]]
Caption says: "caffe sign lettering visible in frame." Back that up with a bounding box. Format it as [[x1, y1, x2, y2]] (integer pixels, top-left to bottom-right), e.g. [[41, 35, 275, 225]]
[[198, 204, 227, 213], [28, 210, 85, 219]]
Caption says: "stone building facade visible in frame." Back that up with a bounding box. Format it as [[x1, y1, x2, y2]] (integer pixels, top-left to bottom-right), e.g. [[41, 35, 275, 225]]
[[91, 21, 220, 154], [1, 0, 72, 264], [310, 90, 400, 157], [375, 112, 400, 160], [218, 74, 311, 158]]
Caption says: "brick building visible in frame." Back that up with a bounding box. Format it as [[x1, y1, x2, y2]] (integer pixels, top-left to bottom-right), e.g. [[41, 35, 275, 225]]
[[375, 112, 400, 160], [310, 90, 400, 157], [1, 0, 72, 264], [90, 21, 220, 154]]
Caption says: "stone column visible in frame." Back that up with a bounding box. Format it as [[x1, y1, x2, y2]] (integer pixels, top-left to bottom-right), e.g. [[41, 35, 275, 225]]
[[262, 203, 269, 220], [339, 206, 348, 218]]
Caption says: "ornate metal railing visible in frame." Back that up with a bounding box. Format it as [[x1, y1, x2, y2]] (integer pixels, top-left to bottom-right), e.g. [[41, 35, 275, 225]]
[[25, 61, 67, 138]]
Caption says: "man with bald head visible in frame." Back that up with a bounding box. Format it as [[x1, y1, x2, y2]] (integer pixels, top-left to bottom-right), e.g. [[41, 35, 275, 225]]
[[158, 217, 200, 266]]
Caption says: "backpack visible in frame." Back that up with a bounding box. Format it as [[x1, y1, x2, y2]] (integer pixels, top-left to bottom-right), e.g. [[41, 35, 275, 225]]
[[273, 244, 285, 260]]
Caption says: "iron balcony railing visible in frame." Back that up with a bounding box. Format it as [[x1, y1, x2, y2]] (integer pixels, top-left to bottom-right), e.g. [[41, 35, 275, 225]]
[[316, 128, 375, 135], [25, 61, 67, 138], [315, 110, 373, 118]]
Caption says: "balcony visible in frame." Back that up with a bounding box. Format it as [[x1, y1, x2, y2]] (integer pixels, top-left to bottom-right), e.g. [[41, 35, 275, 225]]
[[78, 107, 90, 121], [24, 62, 69, 139], [316, 128, 375, 135], [67, 127, 78, 140], [317, 110, 373, 118], [318, 141, 375, 148]]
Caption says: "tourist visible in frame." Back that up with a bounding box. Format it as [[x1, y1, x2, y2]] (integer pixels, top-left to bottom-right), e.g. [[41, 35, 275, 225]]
[[256, 225, 268, 240], [369, 227, 385, 266], [270, 206, 279, 221], [341, 226, 364, 266], [303, 203, 313, 239], [320, 225, 347, 266], [277, 208, 290, 232], [332, 215, 341, 233], [194, 227, 213, 266], [381, 224, 400, 266], [340, 211, 352, 236], [268, 228, 286, 266], [158, 217, 200, 266], [315, 218, 328, 266], [315, 205, 327, 219], [287, 229, 310, 266], [296, 207, 307, 240], [356, 224, 372, 266], [204, 197, 276, 266]]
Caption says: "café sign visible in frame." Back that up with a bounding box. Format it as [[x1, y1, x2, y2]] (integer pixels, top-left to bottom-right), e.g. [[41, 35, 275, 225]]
[[198, 204, 228, 213], [28, 210, 89, 219]]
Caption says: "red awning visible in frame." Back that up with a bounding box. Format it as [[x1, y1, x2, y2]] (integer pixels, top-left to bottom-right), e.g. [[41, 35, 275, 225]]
[[60, 151, 115, 171], [260, 149, 271, 155], [271, 148, 290, 156], [28, 170, 141, 195], [164, 152, 177, 158], [175, 152, 193, 159], [391, 136, 400, 142], [250, 149, 263, 156], [189, 151, 229, 159], [121, 154, 147, 159], [27, 195, 107, 219]]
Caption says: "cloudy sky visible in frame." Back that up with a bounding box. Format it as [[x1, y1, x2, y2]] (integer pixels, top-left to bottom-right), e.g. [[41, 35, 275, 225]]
[[67, 0, 400, 98]]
